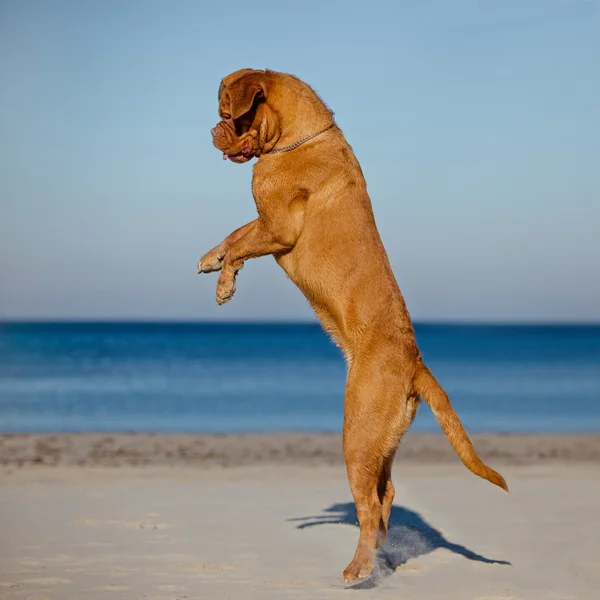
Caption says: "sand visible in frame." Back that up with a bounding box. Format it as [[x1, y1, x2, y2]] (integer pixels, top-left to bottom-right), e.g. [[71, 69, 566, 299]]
[[1, 434, 600, 599]]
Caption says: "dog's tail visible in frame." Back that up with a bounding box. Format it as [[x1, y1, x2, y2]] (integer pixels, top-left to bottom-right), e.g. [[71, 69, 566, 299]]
[[414, 363, 508, 492]]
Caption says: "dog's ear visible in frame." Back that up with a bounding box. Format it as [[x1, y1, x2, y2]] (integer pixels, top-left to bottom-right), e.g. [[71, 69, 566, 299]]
[[224, 72, 267, 120]]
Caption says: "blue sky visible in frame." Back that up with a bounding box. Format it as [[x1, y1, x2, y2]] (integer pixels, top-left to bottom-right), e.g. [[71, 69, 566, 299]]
[[1, 0, 598, 322]]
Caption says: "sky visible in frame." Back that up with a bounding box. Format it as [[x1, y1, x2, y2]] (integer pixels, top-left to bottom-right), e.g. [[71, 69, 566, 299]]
[[1, 0, 599, 323]]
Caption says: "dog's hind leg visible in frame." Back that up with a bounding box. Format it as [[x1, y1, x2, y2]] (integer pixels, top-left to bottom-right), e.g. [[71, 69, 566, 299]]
[[376, 452, 395, 550], [377, 394, 420, 549], [341, 365, 419, 583]]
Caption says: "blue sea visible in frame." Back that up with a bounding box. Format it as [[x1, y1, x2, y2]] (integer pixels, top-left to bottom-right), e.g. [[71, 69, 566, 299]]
[[0, 322, 599, 434]]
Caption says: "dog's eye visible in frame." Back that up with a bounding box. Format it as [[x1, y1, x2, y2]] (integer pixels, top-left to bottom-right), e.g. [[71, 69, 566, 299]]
[[221, 114, 231, 121]]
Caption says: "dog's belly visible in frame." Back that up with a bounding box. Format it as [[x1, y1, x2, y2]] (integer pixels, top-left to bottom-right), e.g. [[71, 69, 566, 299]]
[[273, 227, 400, 356], [273, 248, 346, 344]]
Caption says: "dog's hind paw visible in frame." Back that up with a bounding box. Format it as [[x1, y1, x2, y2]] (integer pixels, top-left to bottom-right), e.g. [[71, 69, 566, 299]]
[[342, 560, 374, 584]]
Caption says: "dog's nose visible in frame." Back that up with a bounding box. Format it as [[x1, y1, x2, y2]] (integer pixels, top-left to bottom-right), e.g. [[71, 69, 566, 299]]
[[211, 127, 217, 137]]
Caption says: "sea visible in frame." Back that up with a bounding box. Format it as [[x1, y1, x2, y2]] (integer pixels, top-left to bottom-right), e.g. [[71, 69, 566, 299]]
[[0, 322, 599, 434]]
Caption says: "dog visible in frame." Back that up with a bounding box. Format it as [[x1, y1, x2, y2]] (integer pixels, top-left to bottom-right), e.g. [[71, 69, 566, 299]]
[[198, 68, 508, 584]]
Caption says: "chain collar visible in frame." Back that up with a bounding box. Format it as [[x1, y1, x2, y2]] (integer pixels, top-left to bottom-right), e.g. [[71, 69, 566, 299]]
[[265, 123, 335, 155]]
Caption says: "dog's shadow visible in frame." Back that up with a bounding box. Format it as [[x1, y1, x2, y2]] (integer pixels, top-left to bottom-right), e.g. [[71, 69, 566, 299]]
[[289, 502, 510, 589]]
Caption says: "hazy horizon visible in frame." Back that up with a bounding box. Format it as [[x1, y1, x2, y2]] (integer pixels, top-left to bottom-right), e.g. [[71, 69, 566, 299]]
[[2, 319, 599, 326], [2, 0, 599, 323]]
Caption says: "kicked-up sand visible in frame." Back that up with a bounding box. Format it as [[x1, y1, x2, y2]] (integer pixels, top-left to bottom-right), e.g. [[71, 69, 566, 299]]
[[1, 433, 599, 599]]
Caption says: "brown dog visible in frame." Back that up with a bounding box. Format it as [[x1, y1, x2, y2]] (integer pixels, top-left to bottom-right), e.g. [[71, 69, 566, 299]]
[[198, 68, 508, 584]]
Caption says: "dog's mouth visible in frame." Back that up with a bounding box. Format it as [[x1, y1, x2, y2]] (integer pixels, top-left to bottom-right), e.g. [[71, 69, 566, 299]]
[[211, 120, 256, 163], [222, 152, 252, 163]]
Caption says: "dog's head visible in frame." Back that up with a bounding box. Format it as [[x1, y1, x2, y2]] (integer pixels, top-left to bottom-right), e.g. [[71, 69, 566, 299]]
[[211, 69, 280, 163]]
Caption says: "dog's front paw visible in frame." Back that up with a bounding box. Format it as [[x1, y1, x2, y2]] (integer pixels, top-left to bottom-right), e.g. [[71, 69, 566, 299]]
[[197, 247, 225, 274], [216, 275, 236, 305]]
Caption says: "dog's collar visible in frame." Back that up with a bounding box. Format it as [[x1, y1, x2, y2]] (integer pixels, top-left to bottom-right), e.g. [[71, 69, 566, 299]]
[[265, 123, 335, 155]]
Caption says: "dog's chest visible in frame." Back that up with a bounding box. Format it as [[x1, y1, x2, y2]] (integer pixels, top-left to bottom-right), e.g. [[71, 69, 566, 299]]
[[251, 162, 300, 217]]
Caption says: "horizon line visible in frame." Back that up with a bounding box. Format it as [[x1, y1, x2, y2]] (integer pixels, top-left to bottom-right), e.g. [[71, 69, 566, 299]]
[[1, 318, 599, 327]]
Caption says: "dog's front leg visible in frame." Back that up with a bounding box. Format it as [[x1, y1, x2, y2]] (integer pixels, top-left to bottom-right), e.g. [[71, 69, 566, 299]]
[[215, 214, 302, 305], [197, 219, 258, 274]]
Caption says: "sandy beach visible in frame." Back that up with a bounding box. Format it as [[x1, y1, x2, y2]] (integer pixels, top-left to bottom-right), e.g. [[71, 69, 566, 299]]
[[1, 434, 600, 599]]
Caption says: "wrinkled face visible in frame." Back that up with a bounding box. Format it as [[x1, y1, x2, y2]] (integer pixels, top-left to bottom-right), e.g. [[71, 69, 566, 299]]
[[211, 70, 266, 164]]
